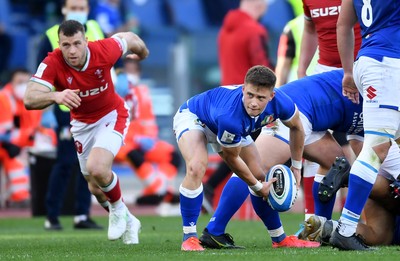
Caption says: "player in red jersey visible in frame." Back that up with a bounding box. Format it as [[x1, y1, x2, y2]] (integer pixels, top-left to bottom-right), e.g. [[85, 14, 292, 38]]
[[24, 20, 149, 244], [298, 0, 362, 76]]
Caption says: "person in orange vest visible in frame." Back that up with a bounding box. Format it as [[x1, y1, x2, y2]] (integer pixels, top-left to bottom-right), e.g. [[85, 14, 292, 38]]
[[115, 58, 181, 206], [0, 68, 42, 206]]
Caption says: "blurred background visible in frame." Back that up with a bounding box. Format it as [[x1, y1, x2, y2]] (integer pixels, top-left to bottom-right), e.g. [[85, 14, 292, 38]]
[[0, 0, 299, 144]]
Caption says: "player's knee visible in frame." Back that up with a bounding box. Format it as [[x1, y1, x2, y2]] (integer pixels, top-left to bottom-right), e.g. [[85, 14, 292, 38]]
[[86, 162, 107, 179], [359, 130, 394, 167], [186, 160, 207, 179]]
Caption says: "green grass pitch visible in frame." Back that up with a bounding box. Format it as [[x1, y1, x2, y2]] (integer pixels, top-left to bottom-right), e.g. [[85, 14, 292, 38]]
[[0, 213, 398, 260]]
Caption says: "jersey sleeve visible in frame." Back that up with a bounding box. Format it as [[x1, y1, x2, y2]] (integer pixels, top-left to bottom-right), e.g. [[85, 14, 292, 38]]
[[302, 0, 312, 20], [97, 37, 125, 66], [30, 57, 58, 90], [274, 90, 297, 122]]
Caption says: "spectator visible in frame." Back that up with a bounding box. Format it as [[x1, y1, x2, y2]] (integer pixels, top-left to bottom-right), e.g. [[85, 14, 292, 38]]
[[0, 68, 42, 207]]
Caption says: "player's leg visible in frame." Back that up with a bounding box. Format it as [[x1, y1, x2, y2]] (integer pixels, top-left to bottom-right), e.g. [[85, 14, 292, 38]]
[[331, 56, 400, 250], [201, 130, 291, 249], [304, 132, 344, 220], [173, 108, 209, 251], [357, 176, 395, 246], [177, 130, 208, 250]]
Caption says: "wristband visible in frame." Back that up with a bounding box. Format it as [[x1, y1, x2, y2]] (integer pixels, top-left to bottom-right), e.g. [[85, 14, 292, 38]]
[[249, 180, 263, 192], [291, 159, 302, 169]]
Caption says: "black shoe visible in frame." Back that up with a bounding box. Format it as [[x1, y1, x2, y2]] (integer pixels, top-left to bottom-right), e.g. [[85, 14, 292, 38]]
[[330, 229, 373, 251], [318, 157, 350, 203], [74, 218, 104, 229], [44, 218, 63, 231], [320, 220, 334, 245], [199, 228, 245, 249]]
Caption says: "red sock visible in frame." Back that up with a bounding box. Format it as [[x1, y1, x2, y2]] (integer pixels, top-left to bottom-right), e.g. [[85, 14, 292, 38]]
[[303, 176, 315, 216], [101, 173, 122, 204]]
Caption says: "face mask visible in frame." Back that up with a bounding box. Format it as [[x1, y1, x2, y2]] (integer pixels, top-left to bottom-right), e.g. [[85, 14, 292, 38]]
[[66, 11, 88, 25], [14, 83, 27, 100], [126, 74, 140, 85]]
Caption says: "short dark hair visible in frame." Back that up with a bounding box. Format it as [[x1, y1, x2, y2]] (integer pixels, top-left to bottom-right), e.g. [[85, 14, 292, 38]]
[[58, 20, 85, 37], [244, 65, 276, 90]]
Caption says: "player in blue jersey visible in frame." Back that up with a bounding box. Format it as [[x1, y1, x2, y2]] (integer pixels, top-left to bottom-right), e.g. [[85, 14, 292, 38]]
[[199, 69, 364, 249], [335, 0, 400, 250], [173, 65, 320, 251]]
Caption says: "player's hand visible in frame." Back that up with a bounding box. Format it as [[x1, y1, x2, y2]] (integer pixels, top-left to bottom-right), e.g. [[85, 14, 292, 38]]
[[290, 166, 302, 189], [256, 178, 277, 200], [55, 89, 81, 109], [342, 74, 359, 104]]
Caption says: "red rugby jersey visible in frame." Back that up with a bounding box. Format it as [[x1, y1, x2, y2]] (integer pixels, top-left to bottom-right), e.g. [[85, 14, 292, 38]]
[[32, 37, 125, 123], [303, 0, 362, 67]]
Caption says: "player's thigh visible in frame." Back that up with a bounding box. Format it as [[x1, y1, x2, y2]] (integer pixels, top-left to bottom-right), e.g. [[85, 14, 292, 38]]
[[303, 132, 344, 172], [255, 132, 290, 170], [178, 130, 208, 174]]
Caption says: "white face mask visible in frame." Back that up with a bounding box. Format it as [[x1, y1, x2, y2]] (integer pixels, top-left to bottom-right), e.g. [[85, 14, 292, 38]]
[[66, 11, 88, 25], [14, 83, 27, 100], [126, 74, 140, 85]]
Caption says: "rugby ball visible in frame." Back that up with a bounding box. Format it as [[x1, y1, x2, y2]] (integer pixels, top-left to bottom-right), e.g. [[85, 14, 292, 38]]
[[265, 164, 297, 212]]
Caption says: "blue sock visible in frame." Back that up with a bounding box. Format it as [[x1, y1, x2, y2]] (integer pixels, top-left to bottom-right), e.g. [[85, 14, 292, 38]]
[[313, 180, 335, 219], [206, 176, 249, 235], [180, 186, 203, 240], [250, 193, 285, 243], [343, 174, 373, 216]]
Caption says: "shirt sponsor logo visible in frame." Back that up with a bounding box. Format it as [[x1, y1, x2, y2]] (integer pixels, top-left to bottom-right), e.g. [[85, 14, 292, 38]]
[[310, 6, 341, 18], [35, 63, 47, 78], [79, 83, 108, 97]]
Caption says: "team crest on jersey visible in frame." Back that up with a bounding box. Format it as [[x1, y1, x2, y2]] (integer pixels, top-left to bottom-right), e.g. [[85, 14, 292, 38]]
[[261, 115, 274, 126], [67, 76, 73, 85], [95, 69, 103, 79], [221, 130, 235, 143]]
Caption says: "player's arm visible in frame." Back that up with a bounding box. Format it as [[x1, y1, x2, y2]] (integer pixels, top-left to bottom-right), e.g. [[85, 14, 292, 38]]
[[337, 0, 359, 103], [220, 145, 275, 198], [275, 26, 295, 86], [112, 32, 149, 60], [297, 18, 318, 79], [24, 81, 81, 110], [281, 109, 305, 187]]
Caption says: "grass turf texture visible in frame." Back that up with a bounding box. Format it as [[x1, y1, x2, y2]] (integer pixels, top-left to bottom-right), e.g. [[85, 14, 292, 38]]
[[0, 213, 398, 260]]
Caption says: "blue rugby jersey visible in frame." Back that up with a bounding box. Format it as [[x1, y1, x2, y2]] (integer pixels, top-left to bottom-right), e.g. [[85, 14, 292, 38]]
[[279, 69, 364, 137], [184, 85, 296, 147]]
